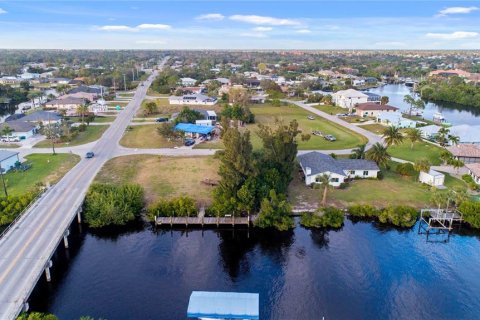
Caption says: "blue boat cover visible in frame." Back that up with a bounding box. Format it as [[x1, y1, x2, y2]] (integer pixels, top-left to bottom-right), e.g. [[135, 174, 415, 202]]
[[175, 123, 214, 135], [187, 291, 259, 319]]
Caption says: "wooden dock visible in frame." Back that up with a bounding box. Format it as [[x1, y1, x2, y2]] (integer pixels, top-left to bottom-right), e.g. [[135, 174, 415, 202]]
[[419, 208, 463, 231], [155, 215, 257, 227]]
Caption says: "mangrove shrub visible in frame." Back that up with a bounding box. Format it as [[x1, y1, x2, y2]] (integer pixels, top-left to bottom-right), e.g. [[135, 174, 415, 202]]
[[255, 190, 294, 231], [301, 207, 344, 228], [147, 196, 197, 220], [378, 206, 419, 227], [459, 201, 480, 229], [84, 183, 144, 228]]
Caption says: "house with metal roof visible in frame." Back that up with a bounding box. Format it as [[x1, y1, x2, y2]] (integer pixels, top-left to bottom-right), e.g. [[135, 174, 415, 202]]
[[297, 151, 379, 187], [187, 291, 259, 320], [169, 94, 217, 106], [175, 123, 215, 137]]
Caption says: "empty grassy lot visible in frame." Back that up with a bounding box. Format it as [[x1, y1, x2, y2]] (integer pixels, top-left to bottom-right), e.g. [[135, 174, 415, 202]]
[[69, 115, 116, 123], [288, 162, 466, 209], [388, 141, 444, 165], [196, 104, 367, 150], [137, 98, 224, 117], [34, 125, 109, 148], [120, 125, 183, 148], [4, 153, 80, 196], [358, 123, 387, 135], [95, 155, 219, 204]]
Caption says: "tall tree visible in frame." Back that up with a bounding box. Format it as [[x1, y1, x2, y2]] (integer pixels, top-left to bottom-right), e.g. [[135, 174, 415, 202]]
[[316, 174, 331, 207], [350, 144, 366, 159], [380, 96, 389, 105], [382, 126, 403, 147], [405, 128, 422, 149], [366, 143, 391, 167]]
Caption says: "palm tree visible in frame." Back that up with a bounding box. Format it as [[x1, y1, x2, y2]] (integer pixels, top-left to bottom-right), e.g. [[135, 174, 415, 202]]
[[316, 174, 331, 207], [414, 159, 431, 173], [76, 104, 89, 124], [451, 159, 464, 174], [350, 144, 367, 159], [405, 128, 422, 149], [380, 96, 389, 105], [366, 143, 391, 168], [440, 150, 453, 164], [403, 95, 415, 116], [436, 127, 450, 146], [1, 125, 14, 140], [448, 134, 460, 146], [382, 126, 403, 147]]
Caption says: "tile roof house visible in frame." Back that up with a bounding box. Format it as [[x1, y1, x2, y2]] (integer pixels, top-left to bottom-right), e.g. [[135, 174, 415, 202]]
[[44, 97, 86, 111], [297, 151, 380, 187], [465, 163, 480, 185], [355, 102, 398, 117], [447, 144, 480, 164]]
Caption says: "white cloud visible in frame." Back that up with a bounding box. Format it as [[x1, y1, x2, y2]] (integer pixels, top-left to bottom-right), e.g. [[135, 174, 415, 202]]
[[436, 6, 478, 17], [136, 40, 166, 44], [196, 13, 225, 21], [136, 24, 171, 30], [240, 32, 268, 38], [426, 31, 479, 40], [296, 29, 311, 34], [0, 8, 8, 14], [253, 27, 273, 32], [98, 24, 171, 32], [98, 25, 137, 32], [229, 15, 300, 26]]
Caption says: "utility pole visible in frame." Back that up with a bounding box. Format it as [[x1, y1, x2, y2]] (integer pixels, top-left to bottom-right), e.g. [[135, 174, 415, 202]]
[[132, 69, 135, 82], [113, 78, 116, 92], [123, 74, 127, 91]]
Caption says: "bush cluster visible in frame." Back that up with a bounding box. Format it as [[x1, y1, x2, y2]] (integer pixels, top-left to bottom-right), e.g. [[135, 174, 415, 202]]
[[348, 204, 419, 227], [395, 163, 416, 176], [459, 201, 480, 229], [147, 196, 197, 221], [0, 191, 38, 226], [84, 183, 144, 228], [300, 207, 344, 228], [461, 174, 479, 191]]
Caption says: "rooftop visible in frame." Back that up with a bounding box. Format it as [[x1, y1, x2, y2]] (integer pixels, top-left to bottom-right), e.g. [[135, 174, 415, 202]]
[[356, 102, 398, 111], [187, 291, 259, 320], [466, 163, 480, 177], [447, 144, 480, 158], [22, 111, 62, 122], [0, 120, 36, 132], [175, 123, 215, 135]]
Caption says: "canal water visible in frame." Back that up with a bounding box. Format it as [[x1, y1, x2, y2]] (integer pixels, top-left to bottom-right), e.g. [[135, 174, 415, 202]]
[[29, 218, 480, 320], [367, 84, 480, 126]]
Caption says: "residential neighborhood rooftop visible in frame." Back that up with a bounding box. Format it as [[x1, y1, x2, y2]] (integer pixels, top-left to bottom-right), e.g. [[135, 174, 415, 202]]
[[355, 102, 398, 111]]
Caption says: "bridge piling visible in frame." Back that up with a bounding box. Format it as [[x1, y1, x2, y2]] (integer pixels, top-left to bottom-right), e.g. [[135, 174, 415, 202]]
[[63, 230, 70, 249], [77, 210, 82, 223], [44, 260, 53, 282]]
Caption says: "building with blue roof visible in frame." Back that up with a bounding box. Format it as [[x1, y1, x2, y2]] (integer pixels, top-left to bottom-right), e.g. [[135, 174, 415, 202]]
[[187, 291, 259, 320], [175, 123, 215, 137]]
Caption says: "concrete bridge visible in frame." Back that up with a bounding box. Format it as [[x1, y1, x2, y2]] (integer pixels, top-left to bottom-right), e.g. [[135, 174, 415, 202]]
[[0, 58, 169, 319]]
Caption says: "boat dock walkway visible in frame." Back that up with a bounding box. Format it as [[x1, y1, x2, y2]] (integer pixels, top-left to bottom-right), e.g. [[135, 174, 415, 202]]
[[155, 215, 257, 227]]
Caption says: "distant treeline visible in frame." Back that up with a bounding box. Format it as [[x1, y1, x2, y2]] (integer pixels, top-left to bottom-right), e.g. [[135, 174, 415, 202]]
[[419, 77, 480, 109]]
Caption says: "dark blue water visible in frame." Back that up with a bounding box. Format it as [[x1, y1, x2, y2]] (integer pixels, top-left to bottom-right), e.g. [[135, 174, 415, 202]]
[[29, 218, 480, 320], [367, 84, 480, 126]]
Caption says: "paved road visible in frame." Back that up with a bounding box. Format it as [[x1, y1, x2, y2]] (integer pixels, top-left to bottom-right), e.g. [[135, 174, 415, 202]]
[[0, 57, 169, 319]]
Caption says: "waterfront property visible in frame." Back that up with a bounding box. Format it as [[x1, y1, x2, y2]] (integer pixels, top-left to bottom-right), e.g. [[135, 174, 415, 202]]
[[332, 89, 368, 109], [355, 102, 398, 118], [465, 163, 480, 185], [376, 111, 416, 128], [297, 151, 379, 187], [420, 124, 480, 144], [447, 144, 480, 164]]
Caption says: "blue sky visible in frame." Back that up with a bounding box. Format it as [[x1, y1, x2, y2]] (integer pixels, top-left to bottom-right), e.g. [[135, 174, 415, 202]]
[[0, 1, 479, 49]]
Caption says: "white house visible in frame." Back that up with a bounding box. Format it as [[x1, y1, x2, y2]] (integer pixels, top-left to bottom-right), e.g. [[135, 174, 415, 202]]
[[0, 150, 20, 172], [88, 99, 108, 114], [332, 89, 369, 109], [297, 152, 380, 187], [169, 94, 217, 106], [180, 77, 197, 87], [377, 111, 417, 128], [419, 169, 445, 187], [465, 163, 480, 185], [419, 125, 442, 139], [0, 121, 38, 140], [355, 102, 398, 118], [45, 97, 86, 111]]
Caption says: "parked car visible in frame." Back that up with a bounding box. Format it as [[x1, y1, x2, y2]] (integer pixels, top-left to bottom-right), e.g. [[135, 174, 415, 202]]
[[156, 117, 169, 123], [324, 135, 336, 141], [307, 115, 315, 120], [85, 152, 95, 158], [336, 113, 348, 117], [184, 139, 195, 147]]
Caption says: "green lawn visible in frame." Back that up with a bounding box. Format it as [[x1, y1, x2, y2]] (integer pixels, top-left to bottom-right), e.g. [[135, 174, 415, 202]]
[[315, 104, 346, 115], [95, 155, 219, 204], [120, 125, 183, 148], [69, 116, 116, 123], [107, 102, 128, 108], [0, 143, 20, 148], [147, 89, 170, 97], [358, 123, 386, 135], [198, 104, 367, 150], [34, 125, 109, 148], [388, 141, 444, 165], [288, 163, 467, 209], [4, 153, 80, 196]]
